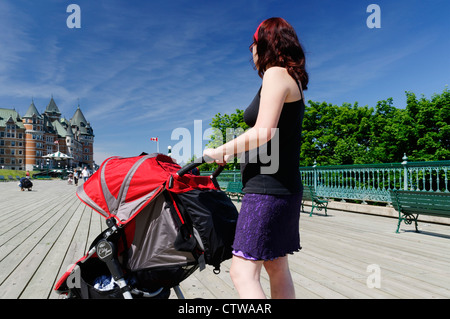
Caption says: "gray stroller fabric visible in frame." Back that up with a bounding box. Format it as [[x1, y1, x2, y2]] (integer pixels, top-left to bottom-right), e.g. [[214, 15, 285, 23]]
[[127, 193, 196, 271]]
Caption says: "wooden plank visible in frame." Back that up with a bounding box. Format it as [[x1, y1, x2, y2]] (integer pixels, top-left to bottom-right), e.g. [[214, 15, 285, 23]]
[[20, 199, 83, 299], [0, 195, 80, 298], [49, 205, 94, 299], [1, 180, 450, 299]]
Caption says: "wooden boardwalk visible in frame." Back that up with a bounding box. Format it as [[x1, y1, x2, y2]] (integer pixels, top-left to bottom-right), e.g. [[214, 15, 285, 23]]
[[0, 179, 449, 299]]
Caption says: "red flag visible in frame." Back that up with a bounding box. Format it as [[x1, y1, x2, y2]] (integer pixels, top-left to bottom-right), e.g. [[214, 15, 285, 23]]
[[150, 137, 158, 142], [54, 140, 59, 144]]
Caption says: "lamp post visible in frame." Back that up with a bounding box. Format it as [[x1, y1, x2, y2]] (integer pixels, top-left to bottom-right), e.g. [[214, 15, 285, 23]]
[[46, 159, 50, 178], [401, 153, 408, 190], [313, 160, 317, 190]]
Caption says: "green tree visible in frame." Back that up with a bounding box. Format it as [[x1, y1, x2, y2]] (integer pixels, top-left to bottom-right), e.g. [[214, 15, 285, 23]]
[[365, 98, 410, 163], [203, 87, 450, 171], [300, 101, 374, 166], [405, 88, 450, 161], [201, 109, 249, 171]]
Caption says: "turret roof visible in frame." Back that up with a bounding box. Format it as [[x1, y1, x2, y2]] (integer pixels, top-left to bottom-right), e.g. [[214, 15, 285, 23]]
[[71, 106, 92, 135], [24, 100, 42, 118], [0, 108, 24, 128], [45, 96, 61, 115]]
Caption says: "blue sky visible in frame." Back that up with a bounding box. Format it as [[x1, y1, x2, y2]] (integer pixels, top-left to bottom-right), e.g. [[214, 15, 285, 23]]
[[1, 0, 449, 165]]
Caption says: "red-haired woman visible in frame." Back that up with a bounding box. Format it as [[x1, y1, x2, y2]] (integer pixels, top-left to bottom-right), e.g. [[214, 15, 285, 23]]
[[203, 17, 308, 299]]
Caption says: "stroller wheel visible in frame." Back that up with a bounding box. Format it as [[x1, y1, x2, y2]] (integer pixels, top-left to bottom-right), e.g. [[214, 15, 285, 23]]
[[131, 287, 170, 299]]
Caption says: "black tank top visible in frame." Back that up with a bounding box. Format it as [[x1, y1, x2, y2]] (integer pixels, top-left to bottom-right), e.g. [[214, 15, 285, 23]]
[[240, 82, 305, 194]]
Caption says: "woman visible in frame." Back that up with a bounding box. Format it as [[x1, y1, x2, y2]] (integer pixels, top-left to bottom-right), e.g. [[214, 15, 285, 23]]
[[203, 17, 308, 299]]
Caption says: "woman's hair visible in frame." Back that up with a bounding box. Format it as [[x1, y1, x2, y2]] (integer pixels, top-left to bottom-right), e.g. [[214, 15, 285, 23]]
[[253, 17, 308, 90]]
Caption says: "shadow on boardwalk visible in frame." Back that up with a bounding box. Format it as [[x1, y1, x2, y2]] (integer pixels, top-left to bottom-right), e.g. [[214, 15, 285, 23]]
[[0, 180, 449, 299]]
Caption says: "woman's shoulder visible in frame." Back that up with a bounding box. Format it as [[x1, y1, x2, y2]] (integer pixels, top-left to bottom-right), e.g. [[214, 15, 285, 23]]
[[264, 66, 288, 77], [263, 67, 301, 101], [263, 66, 295, 85]]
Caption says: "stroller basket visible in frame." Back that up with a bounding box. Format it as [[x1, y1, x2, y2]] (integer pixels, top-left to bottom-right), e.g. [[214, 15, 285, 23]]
[[55, 154, 238, 299]]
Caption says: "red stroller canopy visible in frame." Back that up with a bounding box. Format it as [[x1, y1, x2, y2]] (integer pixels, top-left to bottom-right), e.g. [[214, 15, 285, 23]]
[[77, 154, 218, 225]]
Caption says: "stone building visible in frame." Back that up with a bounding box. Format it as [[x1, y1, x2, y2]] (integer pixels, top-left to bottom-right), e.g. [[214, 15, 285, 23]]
[[0, 97, 94, 171]]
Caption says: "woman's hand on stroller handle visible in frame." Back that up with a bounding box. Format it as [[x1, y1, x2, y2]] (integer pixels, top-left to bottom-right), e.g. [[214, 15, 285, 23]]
[[176, 155, 226, 178], [203, 148, 234, 165]]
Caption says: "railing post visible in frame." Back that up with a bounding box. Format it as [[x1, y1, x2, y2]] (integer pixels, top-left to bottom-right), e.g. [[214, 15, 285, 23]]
[[313, 160, 317, 190], [401, 153, 408, 190]]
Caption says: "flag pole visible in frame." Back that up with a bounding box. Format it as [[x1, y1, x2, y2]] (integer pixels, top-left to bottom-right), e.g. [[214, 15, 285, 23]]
[[151, 137, 159, 153]]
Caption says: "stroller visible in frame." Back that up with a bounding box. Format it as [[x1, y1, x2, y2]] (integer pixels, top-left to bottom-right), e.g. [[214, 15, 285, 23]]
[[67, 173, 73, 185], [54, 153, 239, 299]]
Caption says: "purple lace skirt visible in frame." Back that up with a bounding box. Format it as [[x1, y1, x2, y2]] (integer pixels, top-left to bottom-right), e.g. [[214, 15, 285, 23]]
[[232, 192, 302, 261]]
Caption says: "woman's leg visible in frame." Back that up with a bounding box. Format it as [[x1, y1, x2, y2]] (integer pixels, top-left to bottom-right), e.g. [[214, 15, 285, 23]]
[[263, 256, 295, 299], [230, 255, 266, 299]]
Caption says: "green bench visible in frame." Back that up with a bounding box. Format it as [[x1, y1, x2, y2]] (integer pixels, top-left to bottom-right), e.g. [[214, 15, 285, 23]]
[[390, 190, 450, 233], [218, 181, 229, 191], [226, 181, 244, 202], [302, 185, 328, 216]]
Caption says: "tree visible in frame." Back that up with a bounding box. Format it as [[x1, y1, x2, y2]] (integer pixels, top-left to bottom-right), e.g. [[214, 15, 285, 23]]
[[201, 109, 249, 171], [203, 87, 450, 171], [405, 87, 450, 161]]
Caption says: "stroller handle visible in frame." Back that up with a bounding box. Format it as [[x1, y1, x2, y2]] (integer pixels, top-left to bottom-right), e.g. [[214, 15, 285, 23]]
[[176, 156, 225, 179]]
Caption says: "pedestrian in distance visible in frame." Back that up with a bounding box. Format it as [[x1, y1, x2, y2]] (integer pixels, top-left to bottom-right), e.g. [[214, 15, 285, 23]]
[[82, 167, 89, 183]]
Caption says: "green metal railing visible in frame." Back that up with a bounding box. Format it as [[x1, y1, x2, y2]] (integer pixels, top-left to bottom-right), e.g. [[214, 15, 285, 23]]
[[201, 155, 450, 204], [300, 155, 450, 203]]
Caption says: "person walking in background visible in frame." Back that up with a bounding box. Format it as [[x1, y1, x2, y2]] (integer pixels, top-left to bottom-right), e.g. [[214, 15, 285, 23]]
[[73, 170, 79, 186], [82, 167, 89, 182], [203, 17, 308, 299]]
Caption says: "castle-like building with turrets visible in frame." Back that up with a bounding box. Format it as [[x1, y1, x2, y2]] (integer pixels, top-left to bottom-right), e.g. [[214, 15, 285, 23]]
[[0, 97, 94, 171]]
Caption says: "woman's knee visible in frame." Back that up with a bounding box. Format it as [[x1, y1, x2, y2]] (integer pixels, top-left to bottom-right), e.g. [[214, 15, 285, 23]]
[[263, 256, 289, 277], [230, 256, 262, 283]]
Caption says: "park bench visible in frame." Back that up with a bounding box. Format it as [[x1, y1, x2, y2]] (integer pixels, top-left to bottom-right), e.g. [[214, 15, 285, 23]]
[[0, 175, 6, 182], [218, 181, 229, 191], [226, 181, 244, 202], [302, 185, 328, 216], [8, 175, 15, 181], [390, 190, 450, 233]]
